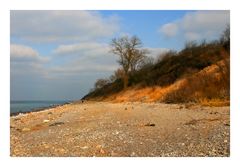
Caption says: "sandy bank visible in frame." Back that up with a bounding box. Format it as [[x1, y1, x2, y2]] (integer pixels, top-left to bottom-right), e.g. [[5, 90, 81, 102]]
[[10, 102, 230, 157]]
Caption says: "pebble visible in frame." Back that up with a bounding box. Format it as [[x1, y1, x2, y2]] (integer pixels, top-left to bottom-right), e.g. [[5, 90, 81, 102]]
[[100, 148, 105, 154], [130, 152, 136, 156], [224, 140, 228, 143], [21, 128, 30, 132], [43, 119, 50, 123], [111, 151, 119, 156], [44, 145, 50, 149], [59, 148, 66, 153], [145, 123, 155, 127], [96, 145, 102, 149], [80, 146, 89, 149]]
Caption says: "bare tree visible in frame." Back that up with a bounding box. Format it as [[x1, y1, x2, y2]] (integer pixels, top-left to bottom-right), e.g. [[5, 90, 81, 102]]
[[94, 78, 109, 89], [221, 24, 230, 53], [110, 35, 147, 89]]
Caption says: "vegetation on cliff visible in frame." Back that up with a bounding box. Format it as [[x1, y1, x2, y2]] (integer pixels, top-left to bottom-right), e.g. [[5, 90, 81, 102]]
[[83, 26, 230, 104]]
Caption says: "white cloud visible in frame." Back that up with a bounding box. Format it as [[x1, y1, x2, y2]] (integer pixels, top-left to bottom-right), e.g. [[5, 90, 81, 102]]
[[10, 44, 48, 62], [147, 47, 170, 58], [159, 11, 230, 41], [52, 42, 110, 58], [11, 44, 38, 58], [11, 11, 120, 43], [159, 23, 178, 37], [49, 41, 119, 76]]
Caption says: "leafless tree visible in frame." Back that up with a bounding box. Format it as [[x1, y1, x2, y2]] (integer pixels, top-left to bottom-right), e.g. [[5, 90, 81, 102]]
[[110, 35, 147, 89]]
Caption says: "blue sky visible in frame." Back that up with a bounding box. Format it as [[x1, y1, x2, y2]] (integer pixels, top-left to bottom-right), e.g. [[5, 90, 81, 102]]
[[10, 10, 230, 101]]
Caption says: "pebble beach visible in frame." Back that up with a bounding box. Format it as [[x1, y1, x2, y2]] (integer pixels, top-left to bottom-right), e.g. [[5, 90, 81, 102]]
[[10, 101, 230, 157]]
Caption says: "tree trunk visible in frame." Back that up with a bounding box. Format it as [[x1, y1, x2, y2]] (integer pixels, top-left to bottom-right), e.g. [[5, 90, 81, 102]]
[[123, 74, 128, 89]]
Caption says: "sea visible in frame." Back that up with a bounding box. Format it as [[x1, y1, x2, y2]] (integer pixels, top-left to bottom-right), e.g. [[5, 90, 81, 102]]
[[10, 100, 70, 114]]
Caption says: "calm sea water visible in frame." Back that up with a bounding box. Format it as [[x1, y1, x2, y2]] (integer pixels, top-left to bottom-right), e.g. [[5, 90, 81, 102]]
[[10, 100, 69, 114]]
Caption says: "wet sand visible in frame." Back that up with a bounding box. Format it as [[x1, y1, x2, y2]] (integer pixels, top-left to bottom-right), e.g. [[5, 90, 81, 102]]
[[10, 101, 230, 157]]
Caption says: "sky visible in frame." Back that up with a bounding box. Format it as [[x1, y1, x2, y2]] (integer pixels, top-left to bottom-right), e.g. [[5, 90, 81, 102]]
[[10, 10, 230, 101]]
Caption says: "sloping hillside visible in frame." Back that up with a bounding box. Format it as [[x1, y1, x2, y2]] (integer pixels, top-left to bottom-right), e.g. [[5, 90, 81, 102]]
[[83, 40, 230, 105], [103, 58, 229, 105]]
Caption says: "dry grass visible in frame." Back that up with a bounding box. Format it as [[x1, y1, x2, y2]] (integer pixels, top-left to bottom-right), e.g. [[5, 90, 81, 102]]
[[199, 98, 230, 107], [103, 58, 229, 106]]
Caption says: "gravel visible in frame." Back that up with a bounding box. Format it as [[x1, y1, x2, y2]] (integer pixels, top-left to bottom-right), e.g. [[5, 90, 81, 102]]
[[10, 102, 230, 157]]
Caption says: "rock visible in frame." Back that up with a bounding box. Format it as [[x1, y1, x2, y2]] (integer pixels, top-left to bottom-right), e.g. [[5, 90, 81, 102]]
[[49, 122, 64, 127], [130, 152, 136, 157], [44, 144, 50, 149], [48, 112, 53, 115], [110, 151, 119, 156], [144, 123, 155, 127], [80, 146, 89, 149], [224, 140, 228, 143], [224, 123, 230, 126], [125, 108, 127, 110], [21, 127, 30, 132], [59, 148, 66, 153], [100, 148, 105, 154], [43, 119, 50, 123], [96, 145, 102, 149]]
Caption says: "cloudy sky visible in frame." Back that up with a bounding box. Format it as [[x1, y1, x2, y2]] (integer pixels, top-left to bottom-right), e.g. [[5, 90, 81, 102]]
[[10, 10, 230, 101]]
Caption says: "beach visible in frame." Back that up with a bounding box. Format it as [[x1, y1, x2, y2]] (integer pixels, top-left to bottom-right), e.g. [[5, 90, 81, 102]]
[[10, 101, 230, 157]]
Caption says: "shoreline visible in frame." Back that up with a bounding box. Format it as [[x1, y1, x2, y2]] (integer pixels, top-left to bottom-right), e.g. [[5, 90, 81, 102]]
[[10, 101, 74, 117]]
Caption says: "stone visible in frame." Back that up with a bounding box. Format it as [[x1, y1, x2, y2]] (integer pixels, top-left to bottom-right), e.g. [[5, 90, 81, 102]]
[[111, 151, 119, 156], [81, 146, 89, 149], [44, 145, 50, 149], [96, 145, 102, 149], [100, 148, 105, 154], [49, 122, 64, 127], [59, 148, 66, 153], [144, 123, 155, 127], [43, 119, 50, 123], [130, 152, 136, 156], [21, 127, 30, 132]]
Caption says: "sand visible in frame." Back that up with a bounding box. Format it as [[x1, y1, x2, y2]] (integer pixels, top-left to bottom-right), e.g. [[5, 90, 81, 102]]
[[10, 101, 230, 157]]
